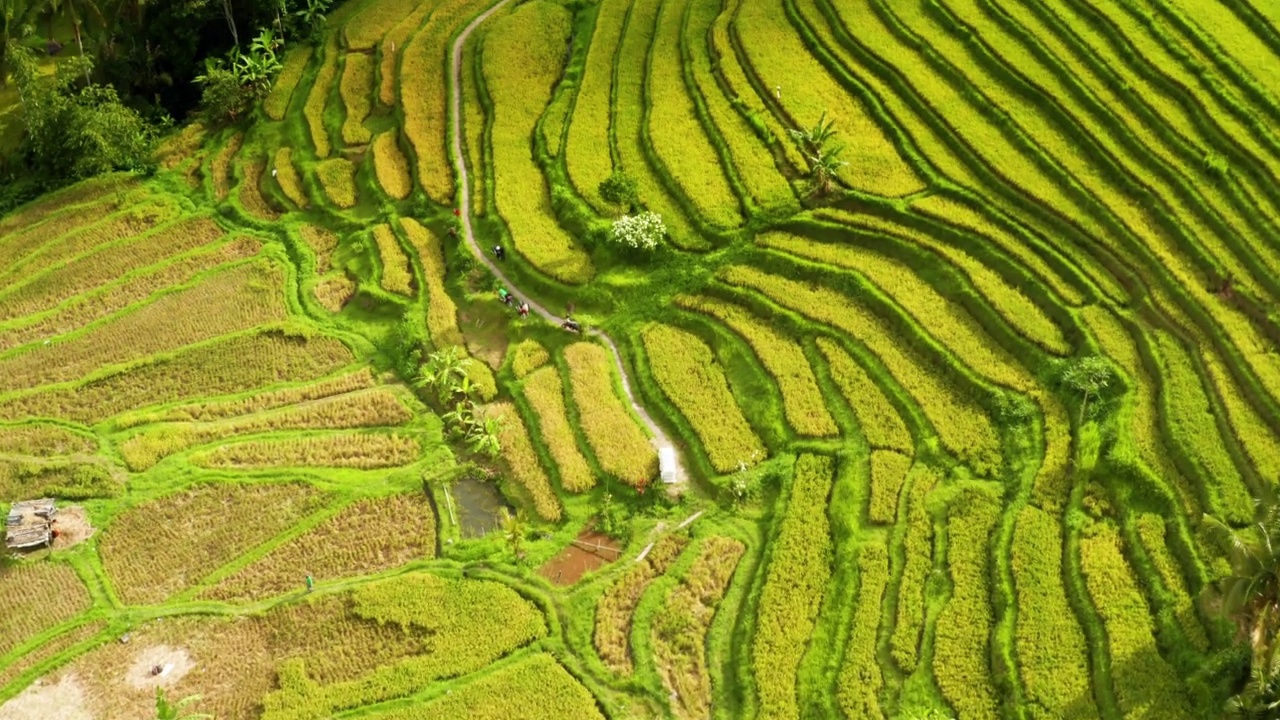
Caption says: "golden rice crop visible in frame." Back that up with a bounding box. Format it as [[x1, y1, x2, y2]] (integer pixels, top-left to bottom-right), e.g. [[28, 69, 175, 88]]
[[482, 2, 594, 284], [522, 366, 595, 492], [299, 224, 340, 273], [0, 215, 225, 323], [677, 295, 837, 437], [868, 450, 912, 524], [190, 431, 423, 470], [203, 492, 435, 602], [0, 174, 133, 239], [0, 457, 120, 500], [274, 148, 309, 208], [835, 542, 889, 718], [466, 359, 498, 402], [238, 158, 281, 220], [652, 536, 745, 718], [372, 131, 412, 200], [724, 266, 1001, 475], [815, 338, 912, 452], [265, 46, 313, 120], [340, 52, 375, 146], [595, 534, 689, 673], [377, 2, 435, 105], [563, 342, 656, 486], [1136, 513, 1208, 650], [0, 238, 258, 354], [0, 563, 92, 658], [562, 0, 625, 211], [304, 37, 341, 158], [0, 328, 354, 424], [460, 39, 487, 215], [0, 422, 95, 456], [154, 122, 207, 170], [399, 218, 460, 346], [482, 401, 561, 521], [344, 0, 417, 50], [316, 157, 358, 209], [117, 369, 375, 427], [120, 387, 414, 470], [98, 481, 330, 606], [640, 324, 764, 474], [373, 223, 413, 296], [0, 620, 105, 692], [891, 466, 939, 670], [212, 133, 243, 200], [509, 339, 549, 379], [315, 275, 357, 313], [0, 261, 288, 395], [0, 195, 134, 270]]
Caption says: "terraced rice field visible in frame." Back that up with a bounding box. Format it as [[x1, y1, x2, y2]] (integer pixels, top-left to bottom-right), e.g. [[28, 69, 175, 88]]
[[1, 0, 1276, 716]]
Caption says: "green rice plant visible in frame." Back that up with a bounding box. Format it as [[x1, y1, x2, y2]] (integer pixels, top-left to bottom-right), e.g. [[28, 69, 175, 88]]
[[212, 133, 243, 200], [522, 366, 595, 493], [401, 0, 488, 203], [685, 0, 796, 216], [99, 481, 330, 605], [733, 0, 923, 196], [0, 328, 355, 424], [483, 2, 593, 284], [815, 338, 912, 452], [273, 148, 309, 208], [204, 493, 435, 602], [264, 46, 313, 120], [304, 37, 341, 158], [483, 401, 561, 521], [340, 52, 375, 146], [652, 536, 746, 718], [540, 85, 572, 158], [344, 0, 417, 50], [933, 485, 1002, 719], [119, 387, 414, 470], [299, 224, 340, 273], [461, 31, 488, 216], [1080, 523, 1197, 718], [191, 431, 423, 470], [677, 295, 837, 437], [647, 0, 742, 230], [1200, 347, 1280, 487], [1011, 506, 1096, 719], [1134, 513, 1209, 651], [399, 218, 461, 347], [116, 369, 376, 427], [262, 572, 548, 720], [0, 215, 225, 323], [316, 158, 358, 209], [1152, 330, 1252, 523], [835, 541, 888, 718], [372, 131, 412, 200], [595, 533, 689, 673], [355, 653, 604, 720], [0, 423, 95, 456], [0, 563, 91, 658], [0, 237, 262, 354], [0, 261, 289, 395], [1162, 0, 1280, 102], [868, 450, 912, 524], [640, 324, 764, 474], [723, 266, 1000, 474], [239, 158, 280, 220], [563, 342, 658, 486], [377, 1, 436, 105], [372, 223, 413, 296], [752, 454, 834, 719], [889, 465, 939, 670], [510, 340, 549, 379]]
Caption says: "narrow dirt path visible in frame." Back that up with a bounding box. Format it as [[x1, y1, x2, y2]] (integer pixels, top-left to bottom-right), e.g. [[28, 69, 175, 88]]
[[448, 1, 687, 489]]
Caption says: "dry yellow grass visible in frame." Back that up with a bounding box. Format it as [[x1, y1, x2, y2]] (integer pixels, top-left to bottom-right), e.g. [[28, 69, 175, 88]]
[[203, 492, 435, 602], [399, 218, 460, 346], [0, 194, 136, 270], [315, 275, 357, 313], [238, 158, 280, 220], [116, 369, 376, 427], [483, 402, 561, 521], [316, 158, 358, 209], [0, 329, 355, 424], [98, 481, 331, 605], [299, 224, 340, 273], [212, 133, 243, 201], [510, 339, 549, 378], [273, 148, 309, 208], [0, 423, 95, 456], [190, 432, 423, 470], [372, 131, 412, 200], [340, 52, 375, 146], [563, 343, 656, 486], [522, 366, 594, 492], [0, 620, 105, 692], [373, 223, 414, 296], [0, 563, 92, 658]]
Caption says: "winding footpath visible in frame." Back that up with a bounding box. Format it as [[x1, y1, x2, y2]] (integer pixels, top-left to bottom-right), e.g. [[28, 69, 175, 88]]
[[447, 1, 687, 488]]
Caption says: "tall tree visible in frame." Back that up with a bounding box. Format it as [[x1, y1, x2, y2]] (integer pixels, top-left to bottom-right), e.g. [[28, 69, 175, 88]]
[[0, 0, 41, 87], [1206, 497, 1280, 666]]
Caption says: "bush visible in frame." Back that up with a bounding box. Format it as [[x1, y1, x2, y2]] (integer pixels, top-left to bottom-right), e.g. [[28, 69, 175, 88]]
[[609, 211, 666, 251], [598, 170, 638, 211]]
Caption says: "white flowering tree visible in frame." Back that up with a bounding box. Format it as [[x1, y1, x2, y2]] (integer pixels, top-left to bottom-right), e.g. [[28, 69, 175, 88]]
[[609, 211, 666, 251]]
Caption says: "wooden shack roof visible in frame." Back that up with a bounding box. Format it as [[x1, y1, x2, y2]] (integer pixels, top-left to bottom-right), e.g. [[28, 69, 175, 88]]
[[5, 499, 56, 550]]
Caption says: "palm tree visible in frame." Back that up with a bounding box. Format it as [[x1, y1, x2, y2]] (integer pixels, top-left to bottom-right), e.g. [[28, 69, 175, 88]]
[[1225, 655, 1280, 719], [1206, 493, 1280, 674], [155, 688, 212, 720], [1062, 355, 1114, 426]]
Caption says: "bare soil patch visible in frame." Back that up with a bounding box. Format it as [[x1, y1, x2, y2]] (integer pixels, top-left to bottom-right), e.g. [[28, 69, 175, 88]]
[[0, 674, 94, 720], [539, 530, 621, 586], [125, 645, 194, 690], [52, 506, 93, 550]]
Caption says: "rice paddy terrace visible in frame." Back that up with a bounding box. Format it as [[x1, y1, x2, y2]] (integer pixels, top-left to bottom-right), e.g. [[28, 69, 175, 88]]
[[1, 0, 1278, 717]]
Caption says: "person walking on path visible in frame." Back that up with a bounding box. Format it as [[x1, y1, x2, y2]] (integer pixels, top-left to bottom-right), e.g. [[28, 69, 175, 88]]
[[519, 301, 530, 318], [305, 574, 314, 593], [493, 244, 505, 261], [498, 287, 512, 306]]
